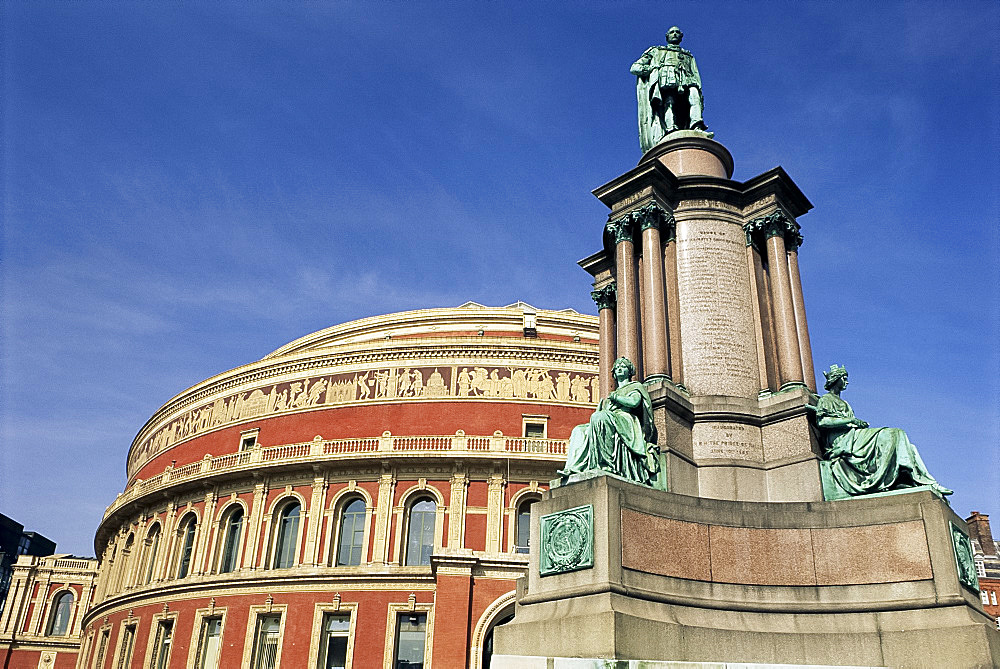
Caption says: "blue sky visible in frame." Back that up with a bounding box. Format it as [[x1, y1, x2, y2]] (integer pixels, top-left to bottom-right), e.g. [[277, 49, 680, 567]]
[[2, 2, 997, 556]]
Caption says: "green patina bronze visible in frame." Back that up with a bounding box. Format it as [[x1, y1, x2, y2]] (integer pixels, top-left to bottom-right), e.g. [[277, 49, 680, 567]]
[[558, 358, 664, 489], [590, 283, 617, 311], [807, 365, 953, 500], [744, 210, 803, 250], [605, 217, 633, 245], [539, 504, 594, 576], [950, 522, 981, 593], [632, 26, 711, 152]]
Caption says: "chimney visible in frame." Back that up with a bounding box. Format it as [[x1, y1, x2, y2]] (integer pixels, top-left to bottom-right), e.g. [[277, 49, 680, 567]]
[[966, 512, 996, 556]]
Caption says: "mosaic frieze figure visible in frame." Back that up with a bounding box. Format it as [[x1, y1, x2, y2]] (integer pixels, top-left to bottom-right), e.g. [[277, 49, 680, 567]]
[[808, 365, 953, 498], [559, 358, 663, 489], [132, 364, 598, 471], [631, 26, 711, 152]]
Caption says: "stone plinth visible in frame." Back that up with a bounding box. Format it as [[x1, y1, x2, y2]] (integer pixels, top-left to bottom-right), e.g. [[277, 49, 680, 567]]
[[493, 476, 1000, 668], [639, 132, 734, 178]]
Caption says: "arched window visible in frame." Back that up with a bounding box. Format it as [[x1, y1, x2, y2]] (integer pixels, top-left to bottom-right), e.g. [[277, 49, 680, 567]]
[[176, 514, 197, 579], [272, 501, 301, 569], [142, 525, 161, 584], [336, 498, 366, 566], [45, 591, 74, 636], [404, 498, 436, 566], [482, 611, 515, 669], [219, 506, 244, 574], [514, 498, 538, 554]]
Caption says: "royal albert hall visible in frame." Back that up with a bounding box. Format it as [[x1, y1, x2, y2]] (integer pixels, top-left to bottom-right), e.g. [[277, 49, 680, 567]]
[[74, 302, 598, 669]]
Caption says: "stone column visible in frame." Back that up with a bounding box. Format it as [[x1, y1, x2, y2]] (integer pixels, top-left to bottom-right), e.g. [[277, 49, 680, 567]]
[[590, 283, 617, 400], [662, 216, 683, 386], [638, 204, 670, 379], [752, 212, 803, 388], [786, 230, 816, 392], [607, 215, 642, 377], [744, 233, 780, 393]]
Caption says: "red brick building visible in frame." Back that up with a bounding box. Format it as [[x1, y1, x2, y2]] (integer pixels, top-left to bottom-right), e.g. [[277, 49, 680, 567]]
[[0, 554, 98, 669], [0, 303, 598, 669], [967, 511, 1000, 625]]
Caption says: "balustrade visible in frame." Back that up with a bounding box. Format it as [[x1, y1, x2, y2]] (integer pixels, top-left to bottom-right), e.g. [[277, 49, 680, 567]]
[[106, 432, 569, 519]]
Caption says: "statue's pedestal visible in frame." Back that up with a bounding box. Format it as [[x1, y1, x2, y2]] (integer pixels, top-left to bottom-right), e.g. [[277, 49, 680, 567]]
[[640, 131, 734, 178], [493, 476, 1000, 668]]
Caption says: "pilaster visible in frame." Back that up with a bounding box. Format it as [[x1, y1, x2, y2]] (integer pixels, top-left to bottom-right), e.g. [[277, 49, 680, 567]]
[[244, 481, 268, 570], [448, 467, 470, 549], [304, 474, 329, 566], [372, 464, 397, 564], [192, 489, 217, 576], [485, 468, 507, 554]]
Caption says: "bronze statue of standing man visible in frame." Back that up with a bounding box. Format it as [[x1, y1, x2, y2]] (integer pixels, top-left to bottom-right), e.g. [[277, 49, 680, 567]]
[[631, 26, 711, 153]]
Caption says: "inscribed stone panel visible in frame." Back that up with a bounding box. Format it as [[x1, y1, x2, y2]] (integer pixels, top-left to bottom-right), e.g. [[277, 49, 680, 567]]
[[674, 218, 760, 398], [692, 421, 763, 462]]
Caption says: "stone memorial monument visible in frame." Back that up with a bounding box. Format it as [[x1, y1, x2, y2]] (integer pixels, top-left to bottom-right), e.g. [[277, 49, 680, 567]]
[[492, 27, 1000, 669]]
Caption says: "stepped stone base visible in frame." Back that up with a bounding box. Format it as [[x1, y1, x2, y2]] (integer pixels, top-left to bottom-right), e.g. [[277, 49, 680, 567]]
[[493, 658, 878, 669], [493, 476, 1000, 669]]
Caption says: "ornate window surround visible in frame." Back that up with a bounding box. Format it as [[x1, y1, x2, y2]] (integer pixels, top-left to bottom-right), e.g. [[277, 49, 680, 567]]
[[143, 609, 178, 669], [383, 600, 434, 669], [185, 604, 228, 669], [306, 599, 359, 669], [241, 603, 288, 669], [392, 483, 445, 566], [264, 493, 307, 570]]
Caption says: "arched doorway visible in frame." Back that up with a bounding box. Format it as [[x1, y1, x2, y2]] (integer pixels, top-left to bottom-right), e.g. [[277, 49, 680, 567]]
[[470, 591, 516, 669]]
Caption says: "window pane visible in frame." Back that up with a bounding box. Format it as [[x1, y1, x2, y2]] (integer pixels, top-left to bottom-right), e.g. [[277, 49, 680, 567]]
[[253, 615, 281, 669], [47, 592, 74, 636], [515, 500, 536, 554], [274, 503, 300, 569], [405, 499, 435, 566], [323, 637, 348, 669], [177, 519, 197, 578], [145, 529, 161, 583], [318, 613, 350, 669], [337, 499, 366, 566], [394, 613, 426, 669], [197, 618, 223, 669], [152, 621, 173, 669], [116, 625, 135, 669], [95, 630, 110, 668], [524, 423, 545, 438], [220, 509, 244, 573]]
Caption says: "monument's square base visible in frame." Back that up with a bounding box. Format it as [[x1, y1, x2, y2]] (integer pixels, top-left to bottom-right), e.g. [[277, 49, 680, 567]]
[[493, 476, 1000, 669]]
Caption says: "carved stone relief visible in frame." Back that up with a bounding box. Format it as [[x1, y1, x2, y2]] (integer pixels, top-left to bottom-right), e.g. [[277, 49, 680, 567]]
[[132, 365, 598, 474]]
